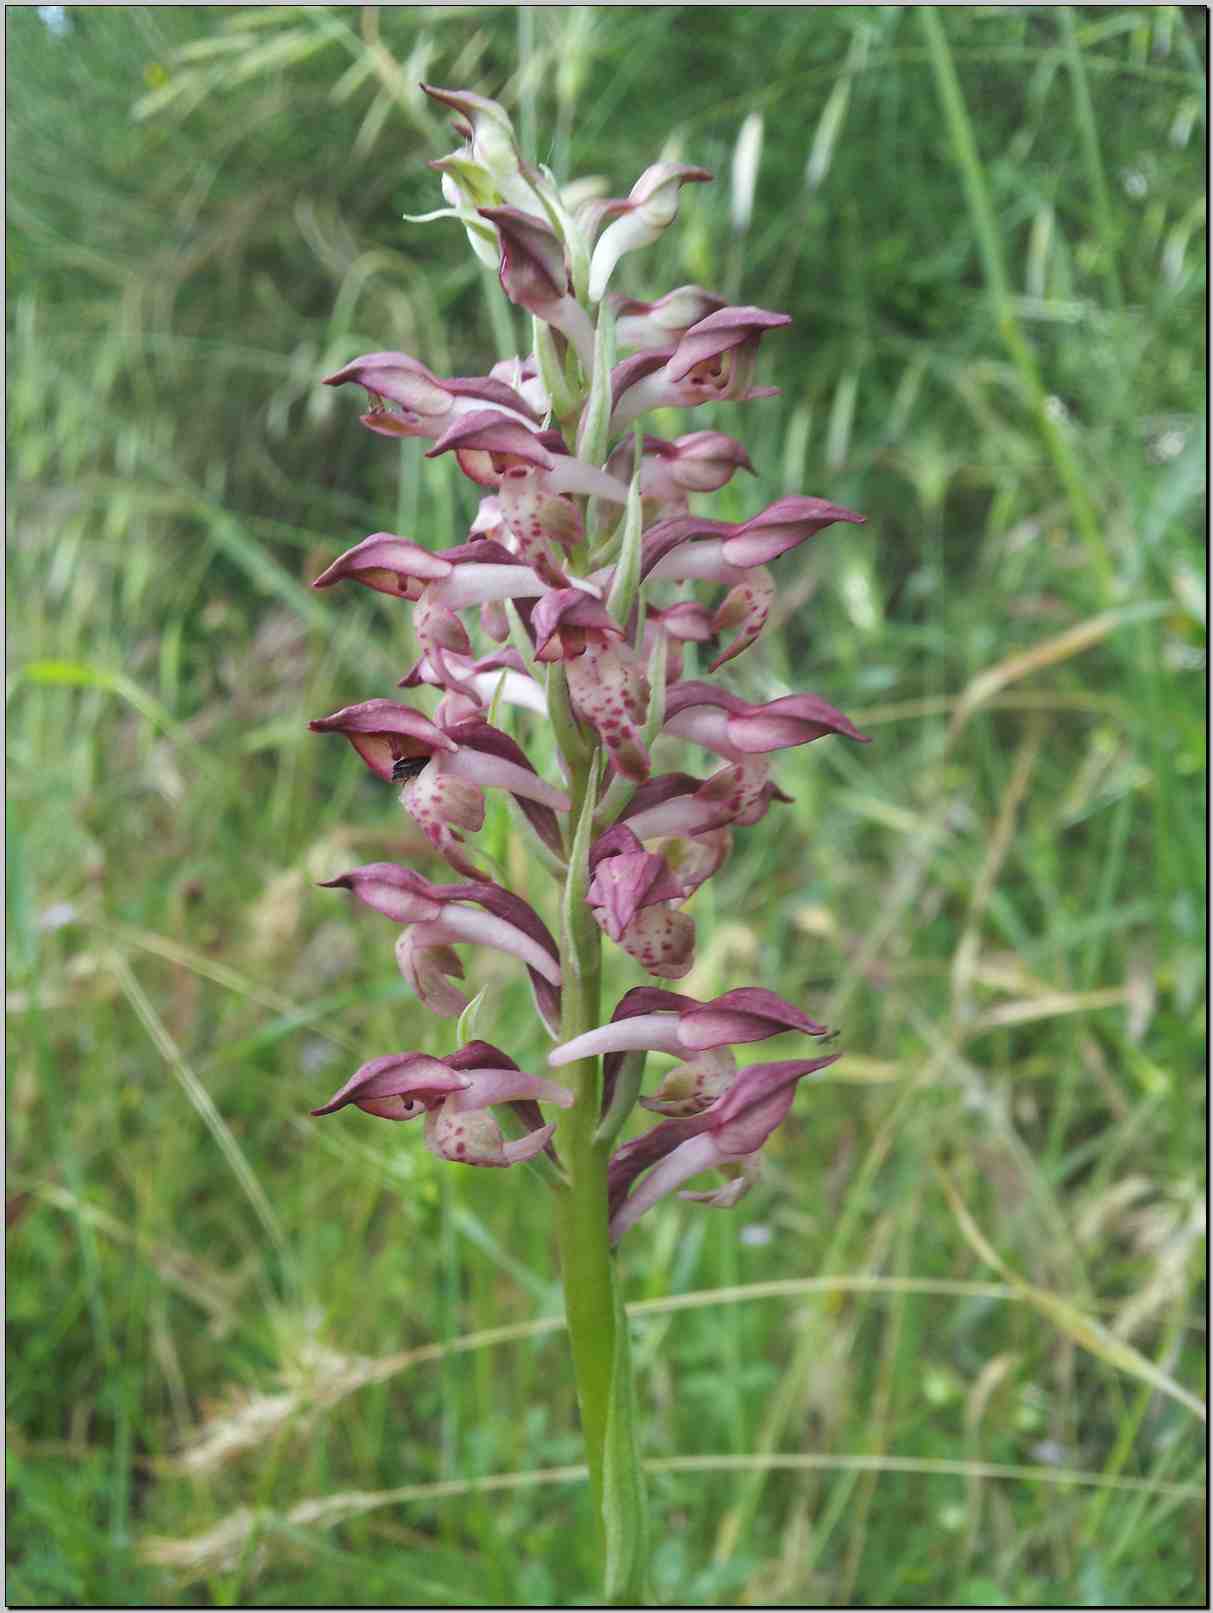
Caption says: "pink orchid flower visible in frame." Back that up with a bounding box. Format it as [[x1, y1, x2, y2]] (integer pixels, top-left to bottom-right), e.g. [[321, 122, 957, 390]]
[[313, 1040, 574, 1168], [549, 984, 829, 1069], [586, 826, 693, 979], [320, 863, 562, 1033], [322, 350, 539, 440], [662, 681, 871, 761], [608, 305, 791, 430], [606, 1054, 840, 1239]]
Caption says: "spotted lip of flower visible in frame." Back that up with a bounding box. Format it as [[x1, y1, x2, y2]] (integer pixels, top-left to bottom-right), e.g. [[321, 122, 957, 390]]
[[605, 1053, 840, 1239], [530, 596, 652, 782], [586, 826, 693, 979], [587, 826, 683, 941], [549, 985, 830, 1070], [312, 1040, 574, 1168]]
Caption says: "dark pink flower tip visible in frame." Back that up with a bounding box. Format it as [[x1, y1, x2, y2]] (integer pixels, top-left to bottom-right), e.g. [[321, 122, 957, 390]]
[[311, 1052, 468, 1119], [420, 83, 517, 148], [311, 533, 453, 597], [428, 409, 554, 470], [478, 204, 569, 302], [321, 350, 435, 397], [720, 496, 866, 568], [665, 305, 793, 384], [308, 699, 458, 781], [679, 987, 829, 1049], [318, 863, 448, 924], [707, 1054, 841, 1153]]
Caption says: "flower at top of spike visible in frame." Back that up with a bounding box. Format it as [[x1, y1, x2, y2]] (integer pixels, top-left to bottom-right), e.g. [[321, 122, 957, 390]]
[[479, 205, 595, 370], [585, 162, 713, 303]]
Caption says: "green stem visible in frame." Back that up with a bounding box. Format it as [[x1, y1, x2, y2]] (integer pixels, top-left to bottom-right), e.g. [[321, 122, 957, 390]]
[[555, 756, 608, 1484], [553, 750, 647, 1601]]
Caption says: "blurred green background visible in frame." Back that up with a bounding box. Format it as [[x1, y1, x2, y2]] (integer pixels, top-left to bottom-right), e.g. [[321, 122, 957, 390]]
[[6, 5, 1206, 1606]]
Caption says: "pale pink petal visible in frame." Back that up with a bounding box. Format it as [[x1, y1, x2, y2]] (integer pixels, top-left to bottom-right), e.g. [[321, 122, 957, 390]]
[[440, 747, 571, 812], [548, 1013, 686, 1068], [439, 905, 563, 986], [609, 1132, 723, 1240]]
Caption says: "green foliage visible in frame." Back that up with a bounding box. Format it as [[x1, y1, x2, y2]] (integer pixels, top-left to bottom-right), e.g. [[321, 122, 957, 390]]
[[6, 5, 1206, 1606]]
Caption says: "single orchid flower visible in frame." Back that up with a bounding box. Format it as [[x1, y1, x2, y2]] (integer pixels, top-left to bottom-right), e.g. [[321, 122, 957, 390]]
[[605, 431, 755, 520], [606, 1054, 840, 1239], [322, 350, 540, 440], [308, 700, 569, 875], [312, 1040, 574, 1167], [549, 984, 829, 1069], [643, 496, 865, 580], [662, 680, 870, 762], [608, 305, 790, 430], [311, 531, 455, 598], [320, 863, 562, 1032], [421, 84, 539, 221]]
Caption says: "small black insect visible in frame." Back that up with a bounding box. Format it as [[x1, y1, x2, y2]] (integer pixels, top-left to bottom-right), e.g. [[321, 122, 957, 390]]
[[391, 755, 431, 784]]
